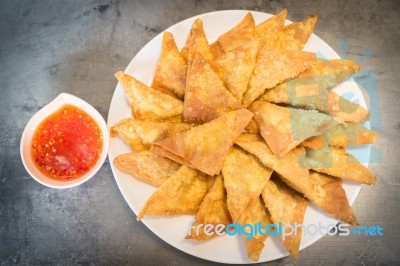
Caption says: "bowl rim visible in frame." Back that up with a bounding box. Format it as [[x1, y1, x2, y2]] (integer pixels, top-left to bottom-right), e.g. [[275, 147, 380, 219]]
[[20, 93, 109, 189]]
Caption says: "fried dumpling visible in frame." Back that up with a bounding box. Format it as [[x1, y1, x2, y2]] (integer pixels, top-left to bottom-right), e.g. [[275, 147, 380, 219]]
[[241, 198, 273, 261], [255, 9, 287, 49], [278, 14, 318, 51], [262, 177, 308, 257], [242, 49, 316, 107], [181, 19, 214, 64], [245, 118, 260, 133], [137, 166, 209, 220], [186, 175, 231, 241], [261, 58, 360, 106], [306, 171, 358, 225], [110, 118, 191, 151], [304, 147, 376, 184], [250, 101, 339, 157], [215, 12, 255, 53], [115, 71, 183, 121], [235, 133, 311, 193], [156, 109, 253, 175], [212, 40, 259, 101], [152, 32, 187, 98], [222, 147, 272, 222], [183, 52, 241, 123], [113, 151, 181, 186], [302, 123, 378, 150]]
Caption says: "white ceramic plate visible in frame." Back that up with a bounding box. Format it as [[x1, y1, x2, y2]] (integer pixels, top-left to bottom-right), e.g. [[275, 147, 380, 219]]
[[107, 10, 369, 264]]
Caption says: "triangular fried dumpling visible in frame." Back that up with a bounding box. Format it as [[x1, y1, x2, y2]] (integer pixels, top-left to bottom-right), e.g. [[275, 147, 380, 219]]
[[250, 101, 339, 157], [181, 19, 214, 64], [261, 59, 360, 105], [271, 168, 358, 225], [113, 151, 181, 186], [110, 118, 146, 151], [212, 40, 259, 101], [155, 109, 253, 176], [259, 58, 367, 123], [261, 177, 308, 257], [216, 12, 255, 53], [236, 136, 341, 214], [242, 49, 316, 107], [327, 90, 370, 123], [152, 32, 187, 99], [245, 118, 260, 133], [115, 71, 183, 121], [210, 41, 225, 59], [302, 123, 378, 150], [278, 14, 318, 51], [150, 145, 195, 168], [241, 198, 273, 261], [186, 175, 231, 241], [265, 168, 357, 225], [304, 147, 376, 184], [137, 166, 208, 220], [183, 52, 242, 123], [110, 118, 192, 151], [255, 9, 287, 49], [235, 133, 310, 193], [222, 147, 272, 223], [306, 171, 358, 225]]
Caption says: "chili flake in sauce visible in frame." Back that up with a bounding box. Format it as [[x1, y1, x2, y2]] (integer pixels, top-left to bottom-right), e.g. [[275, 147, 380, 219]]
[[31, 104, 103, 180]]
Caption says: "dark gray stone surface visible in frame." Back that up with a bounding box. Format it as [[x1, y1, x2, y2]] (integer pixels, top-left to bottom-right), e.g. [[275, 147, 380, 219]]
[[1, 0, 399, 265]]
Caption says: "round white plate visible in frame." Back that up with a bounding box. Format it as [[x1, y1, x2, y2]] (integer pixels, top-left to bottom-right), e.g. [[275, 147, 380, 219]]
[[107, 10, 368, 264]]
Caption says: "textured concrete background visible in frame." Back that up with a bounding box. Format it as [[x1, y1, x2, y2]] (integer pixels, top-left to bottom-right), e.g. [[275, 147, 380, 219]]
[[1, 0, 399, 265]]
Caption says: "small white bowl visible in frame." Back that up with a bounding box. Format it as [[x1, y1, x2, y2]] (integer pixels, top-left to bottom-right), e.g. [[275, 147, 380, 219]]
[[20, 93, 109, 189]]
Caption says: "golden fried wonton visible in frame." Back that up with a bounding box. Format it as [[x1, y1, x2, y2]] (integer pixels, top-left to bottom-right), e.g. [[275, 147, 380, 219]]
[[250, 101, 339, 157], [241, 198, 273, 261], [265, 166, 357, 226], [255, 8, 287, 49], [304, 147, 376, 184], [150, 145, 195, 168], [110, 118, 146, 151], [210, 41, 225, 59], [327, 90, 370, 123], [115, 71, 183, 121], [260, 58, 367, 123], [306, 171, 358, 225], [113, 151, 181, 187], [110, 118, 192, 151], [302, 123, 378, 150], [245, 118, 260, 133], [152, 32, 187, 99], [261, 177, 308, 257], [235, 133, 311, 192], [242, 49, 316, 107], [186, 175, 231, 241], [212, 40, 259, 101], [278, 14, 318, 51], [137, 166, 209, 220], [215, 12, 255, 53], [222, 147, 272, 223], [183, 52, 241, 123], [236, 137, 357, 226], [181, 19, 214, 64], [156, 109, 253, 176], [261, 58, 360, 105]]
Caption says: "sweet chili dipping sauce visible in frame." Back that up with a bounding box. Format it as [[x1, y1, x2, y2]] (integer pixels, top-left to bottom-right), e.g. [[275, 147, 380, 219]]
[[31, 104, 103, 180]]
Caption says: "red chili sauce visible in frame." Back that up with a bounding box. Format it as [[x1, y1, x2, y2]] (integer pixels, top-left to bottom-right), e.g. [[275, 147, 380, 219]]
[[31, 104, 103, 180]]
